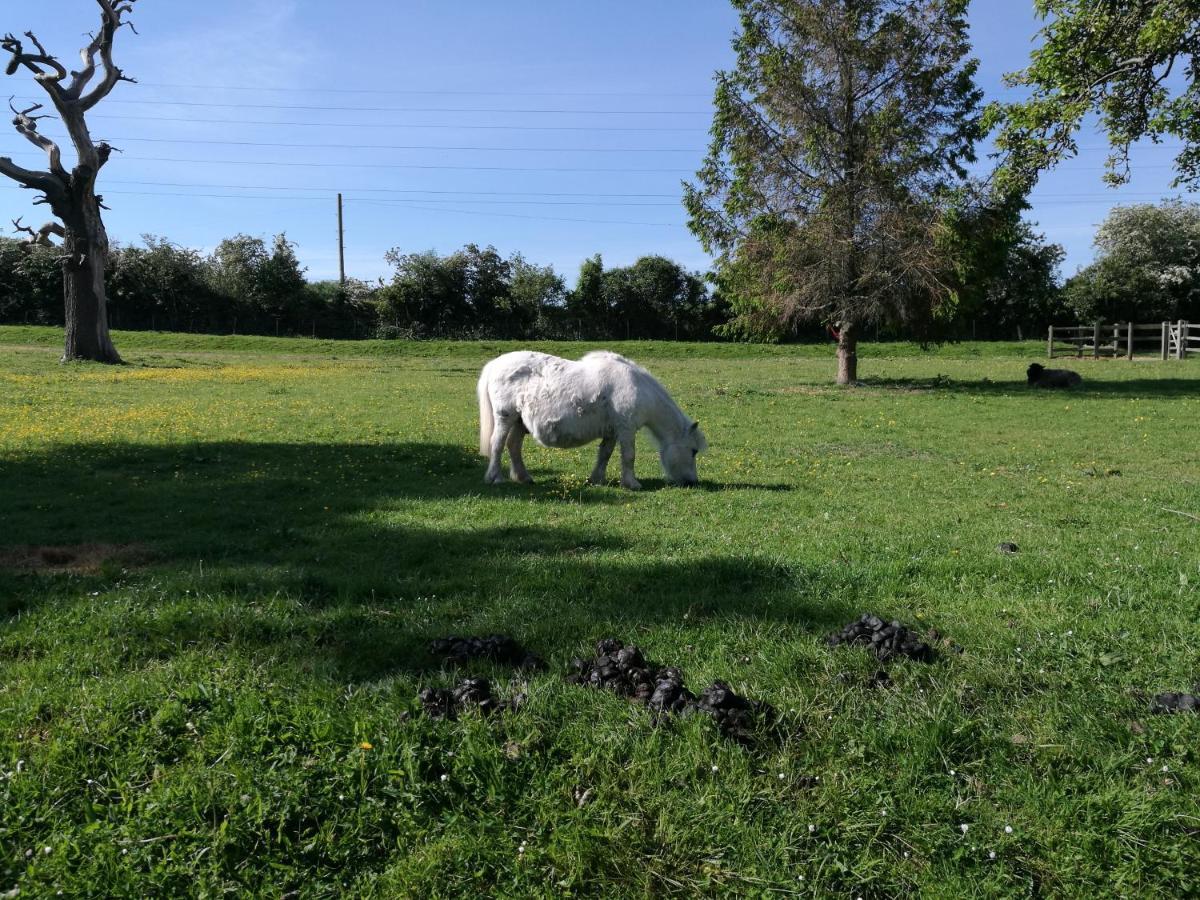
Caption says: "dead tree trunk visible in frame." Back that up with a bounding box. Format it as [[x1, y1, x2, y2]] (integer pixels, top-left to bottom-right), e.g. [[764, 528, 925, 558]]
[[0, 1, 138, 364]]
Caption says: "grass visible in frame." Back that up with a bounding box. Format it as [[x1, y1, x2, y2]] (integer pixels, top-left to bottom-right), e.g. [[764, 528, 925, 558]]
[[1, 324, 1198, 897]]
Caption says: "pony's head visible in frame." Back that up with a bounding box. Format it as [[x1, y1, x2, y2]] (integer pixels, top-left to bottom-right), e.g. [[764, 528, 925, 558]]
[[1026, 363, 1045, 385], [659, 421, 707, 486]]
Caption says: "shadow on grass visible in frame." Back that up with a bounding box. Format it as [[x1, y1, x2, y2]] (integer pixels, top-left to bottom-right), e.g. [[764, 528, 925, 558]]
[[0, 441, 837, 680], [862, 374, 1200, 398]]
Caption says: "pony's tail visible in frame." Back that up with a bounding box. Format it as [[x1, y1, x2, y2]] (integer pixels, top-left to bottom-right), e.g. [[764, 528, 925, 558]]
[[477, 371, 493, 457]]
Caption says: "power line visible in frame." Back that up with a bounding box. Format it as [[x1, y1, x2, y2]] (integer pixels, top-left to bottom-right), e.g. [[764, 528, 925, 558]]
[[49, 188, 682, 227], [94, 98, 712, 116], [0, 149, 692, 174], [96, 136, 700, 153], [345, 200, 682, 227], [101, 179, 681, 198], [91, 113, 708, 133], [136, 81, 711, 99], [0, 182, 678, 208]]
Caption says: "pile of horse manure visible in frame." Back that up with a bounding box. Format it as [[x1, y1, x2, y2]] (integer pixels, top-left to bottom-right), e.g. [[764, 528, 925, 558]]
[[691, 681, 776, 743], [418, 677, 525, 719], [997, 542, 1020, 555], [567, 638, 774, 742], [826, 615, 939, 663], [1151, 690, 1200, 714], [429, 634, 546, 671]]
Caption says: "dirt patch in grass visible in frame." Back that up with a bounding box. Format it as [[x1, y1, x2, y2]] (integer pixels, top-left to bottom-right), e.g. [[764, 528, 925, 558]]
[[0, 543, 149, 574]]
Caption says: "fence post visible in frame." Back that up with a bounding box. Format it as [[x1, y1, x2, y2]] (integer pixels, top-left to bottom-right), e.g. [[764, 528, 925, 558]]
[[1162, 321, 1169, 360], [1126, 322, 1134, 360], [1047, 325, 1054, 359], [1093, 321, 1101, 358], [1179, 320, 1187, 360]]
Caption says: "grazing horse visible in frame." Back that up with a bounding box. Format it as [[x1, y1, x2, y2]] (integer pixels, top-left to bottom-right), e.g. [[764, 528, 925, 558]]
[[477, 351, 707, 489]]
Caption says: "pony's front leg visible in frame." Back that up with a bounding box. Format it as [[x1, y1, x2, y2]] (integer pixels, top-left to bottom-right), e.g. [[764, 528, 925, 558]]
[[618, 432, 641, 491], [588, 436, 616, 485], [506, 422, 534, 484], [485, 416, 514, 485]]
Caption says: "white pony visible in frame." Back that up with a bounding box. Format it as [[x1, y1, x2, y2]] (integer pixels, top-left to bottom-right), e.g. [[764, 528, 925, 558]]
[[477, 351, 707, 490]]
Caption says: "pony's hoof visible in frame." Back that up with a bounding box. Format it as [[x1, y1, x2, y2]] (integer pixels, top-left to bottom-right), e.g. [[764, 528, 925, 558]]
[[587, 474, 608, 486], [511, 474, 535, 485], [484, 472, 505, 485], [622, 479, 643, 491]]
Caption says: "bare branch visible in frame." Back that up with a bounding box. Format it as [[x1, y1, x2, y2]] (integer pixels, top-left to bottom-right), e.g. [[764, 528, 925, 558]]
[[80, 0, 139, 111], [8, 97, 67, 178], [12, 216, 64, 246], [0, 155, 66, 201], [0, 32, 68, 83]]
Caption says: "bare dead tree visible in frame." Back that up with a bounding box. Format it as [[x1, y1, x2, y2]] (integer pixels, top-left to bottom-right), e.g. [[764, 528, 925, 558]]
[[0, 1, 138, 363]]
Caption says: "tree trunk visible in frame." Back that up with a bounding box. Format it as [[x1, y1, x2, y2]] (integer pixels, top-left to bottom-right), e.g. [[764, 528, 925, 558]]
[[836, 323, 859, 385], [60, 209, 121, 364]]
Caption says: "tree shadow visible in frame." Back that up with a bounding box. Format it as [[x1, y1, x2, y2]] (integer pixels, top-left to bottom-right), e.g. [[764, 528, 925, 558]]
[[862, 374, 1200, 398], [0, 441, 843, 682]]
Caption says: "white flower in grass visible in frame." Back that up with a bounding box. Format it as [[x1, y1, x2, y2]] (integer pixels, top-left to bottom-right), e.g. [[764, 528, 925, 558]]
[[959, 823, 969, 834], [989, 851, 996, 859], [1004, 825, 1013, 834], [711, 765, 718, 773], [808, 824, 816, 833], [440, 774, 449, 783]]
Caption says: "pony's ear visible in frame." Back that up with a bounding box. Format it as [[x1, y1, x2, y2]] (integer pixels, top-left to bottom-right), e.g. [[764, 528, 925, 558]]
[[690, 421, 700, 433]]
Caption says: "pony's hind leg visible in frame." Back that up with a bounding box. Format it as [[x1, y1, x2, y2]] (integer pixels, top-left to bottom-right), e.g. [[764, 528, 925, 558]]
[[485, 414, 514, 485], [589, 436, 616, 485], [506, 421, 534, 484]]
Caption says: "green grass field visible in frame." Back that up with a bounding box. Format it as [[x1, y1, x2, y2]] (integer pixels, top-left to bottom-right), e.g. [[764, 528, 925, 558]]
[[2, 325, 1198, 898]]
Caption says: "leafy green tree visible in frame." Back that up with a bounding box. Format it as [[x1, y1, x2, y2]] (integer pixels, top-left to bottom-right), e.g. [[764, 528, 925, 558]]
[[566, 254, 608, 339], [0, 237, 62, 324], [108, 236, 218, 332], [686, 0, 984, 383], [208, 233, 307, 333], [376, 249, 471, 338], [305, 279, 378, 339], [603, 256, 711, 340], [508, 254, 566, 338], [970, 222, 1067, 339], [997, 0, 1200, 190], [209, 234, 270, 326], [453, 244, 514, 335], [258, 234, 308, 329], [1062, 199, 1200, 323]]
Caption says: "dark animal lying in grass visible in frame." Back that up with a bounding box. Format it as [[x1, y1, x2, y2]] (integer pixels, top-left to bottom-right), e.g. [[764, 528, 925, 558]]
[[1027, 363, 1082, 389]]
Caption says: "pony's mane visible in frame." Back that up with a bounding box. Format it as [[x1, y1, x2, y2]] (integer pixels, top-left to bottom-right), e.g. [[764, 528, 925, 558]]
[[580, 351, 691, 437]]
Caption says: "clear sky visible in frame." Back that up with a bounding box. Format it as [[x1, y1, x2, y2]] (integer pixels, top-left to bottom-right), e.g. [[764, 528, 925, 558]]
[[0, 0, 1192, 286]]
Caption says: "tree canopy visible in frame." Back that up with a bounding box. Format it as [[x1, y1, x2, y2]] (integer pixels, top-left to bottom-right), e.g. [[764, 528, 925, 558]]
[[996, 0, 1200, 190], [686, 0, 984, 382], [1063, 199, 1200, 323]]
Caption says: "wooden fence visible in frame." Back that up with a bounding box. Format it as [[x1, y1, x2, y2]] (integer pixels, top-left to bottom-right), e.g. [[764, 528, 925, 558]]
[[1047, 321, 1193, 360]]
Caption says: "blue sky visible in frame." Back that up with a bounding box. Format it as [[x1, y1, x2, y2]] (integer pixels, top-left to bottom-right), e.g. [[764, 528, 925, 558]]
[[0, 0, 1191, 285]]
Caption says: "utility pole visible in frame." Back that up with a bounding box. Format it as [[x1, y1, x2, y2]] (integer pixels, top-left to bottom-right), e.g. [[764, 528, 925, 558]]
[[337, 192, 346, 286]]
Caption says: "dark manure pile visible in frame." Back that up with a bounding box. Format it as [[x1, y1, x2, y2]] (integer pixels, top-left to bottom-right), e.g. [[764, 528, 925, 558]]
[[1151, 689, 1200, 714], [418, 677, 526, 719], [826, 614, 946, 663], [567, 638, 774, 743]]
